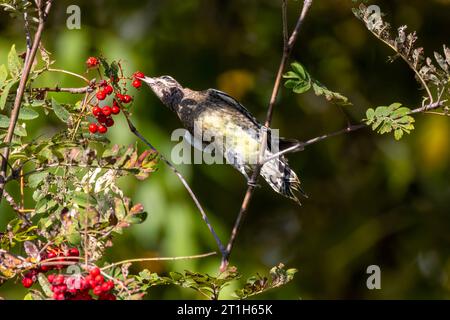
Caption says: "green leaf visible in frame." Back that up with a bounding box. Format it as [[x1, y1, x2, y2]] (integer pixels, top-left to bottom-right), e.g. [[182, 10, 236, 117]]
[[0, 64, 7, 86], [0, 115, 10, 128], [283, 61, 352, 106], [291, 62, 308, 80], [38, 273, 53, 297], [293, 81, 311, 94], [51, 98, 70, 123], [28, 172, 48, 188], [8, 45, 22, 79], [19, 107, 39, 120], [65, 223, 81, 245], [14, 124, 27, 137], [394, 129, 404, 140], [0, 80, 18, 110], [364, 103, 414, 140], [366, 108, 375, 121]]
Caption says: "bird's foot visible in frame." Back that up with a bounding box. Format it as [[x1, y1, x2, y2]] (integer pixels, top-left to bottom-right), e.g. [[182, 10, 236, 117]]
[[247, 180, 260, 188]]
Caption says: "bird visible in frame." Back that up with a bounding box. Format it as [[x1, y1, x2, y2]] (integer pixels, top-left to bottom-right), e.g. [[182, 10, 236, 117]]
[[139, 75, 306, 204]]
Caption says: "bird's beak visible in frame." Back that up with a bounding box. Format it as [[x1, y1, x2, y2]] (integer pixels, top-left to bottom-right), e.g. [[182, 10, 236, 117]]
[[139, 76, 157, 85]]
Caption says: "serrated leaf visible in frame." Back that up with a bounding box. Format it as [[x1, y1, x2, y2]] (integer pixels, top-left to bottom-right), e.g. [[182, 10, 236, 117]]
[[19, 107, 39, 120], [14, 124, 27, 137], [51, 98, 70, 123], [8, 44, 22, 79], [0, 80, 18, 110], [0, 64, 7, 86], [65, 223, 81, 245], [37, 273, 53, 297], [0, 115, 10, 128], [28, 172, 48, 188]]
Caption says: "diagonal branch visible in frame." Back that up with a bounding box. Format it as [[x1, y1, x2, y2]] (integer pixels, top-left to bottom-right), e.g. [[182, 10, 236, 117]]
[[122, 112, 227, 258], [0, 0, 53, 205], [220, 0, 313, 271], [260, 100, 444, 164]]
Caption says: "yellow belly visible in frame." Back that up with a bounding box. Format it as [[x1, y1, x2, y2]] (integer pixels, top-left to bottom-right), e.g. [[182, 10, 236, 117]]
[[196, 110, 260, 163]]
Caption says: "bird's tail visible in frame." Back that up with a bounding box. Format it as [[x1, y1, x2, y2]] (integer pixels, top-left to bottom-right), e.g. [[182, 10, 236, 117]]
[[260, 157, 306, 205]]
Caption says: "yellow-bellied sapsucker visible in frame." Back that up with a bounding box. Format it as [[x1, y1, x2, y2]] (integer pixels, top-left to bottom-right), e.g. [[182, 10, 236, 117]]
[[140, 75, 306, 204]]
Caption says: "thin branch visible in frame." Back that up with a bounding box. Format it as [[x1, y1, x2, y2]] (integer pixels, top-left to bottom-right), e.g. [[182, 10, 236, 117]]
[[220, 0, 313, 271], [366, 29, 434, 104], [122, 112, 227, 258], [32, 85, 93, 94], [101, 252, 217, 271], [47, 68, 90, 84], [261, 100, 444, 163], [0, 0, 53, 205]]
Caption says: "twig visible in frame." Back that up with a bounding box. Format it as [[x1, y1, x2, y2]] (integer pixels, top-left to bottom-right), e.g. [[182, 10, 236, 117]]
[[0, 0, 53, 205], [122, 112, 227, 258], [220, 0, 313, 271], [260, 100, 444, 164], [32, 86, 93, 94], [101, 252, 217, 271], [47, 68, 90, 84]]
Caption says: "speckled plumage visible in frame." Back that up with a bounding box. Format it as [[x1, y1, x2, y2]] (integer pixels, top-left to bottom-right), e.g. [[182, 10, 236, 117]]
[[141, 75, 305, 203]]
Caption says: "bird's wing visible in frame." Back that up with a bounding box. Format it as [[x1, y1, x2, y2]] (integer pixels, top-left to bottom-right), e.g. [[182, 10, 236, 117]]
[[206, 89, 300, 154], [206, 89, 262, 128]]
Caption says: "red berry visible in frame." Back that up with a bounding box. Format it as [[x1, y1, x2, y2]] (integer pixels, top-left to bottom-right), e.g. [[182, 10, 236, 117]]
[[102, 106, 112, 116], [121, 95, 132, 104], [86, 57, 99, 68], [111, 105, 120, 115], [99, 80, 108, 87], [89, 123, 98, 134], [92, 106, 101, 117], [133, 71, 145, 79], [93, 286, 103, 296], [90, 267, 101, 277], [96, 90, 107, 101], [68, 248, 79, 257], [53, 292, 65, 300], [40, 265, 51, 272], [105, 280, 114, 290], [105, 117, 114, 127], [132, 79, 142, 88], [101, 282, 110, 292], [54, 274, 65, 286], [47, 251, 57, 259], [94, 275, 104, 285], [58, 284, 68, 293], [115, 93, 124, 101], [97, 114, 107, 123], [22, 277, 33, 288], [47, 274, 55, 283], [104, 85, 114, 95], [98, 125, 108, 134]]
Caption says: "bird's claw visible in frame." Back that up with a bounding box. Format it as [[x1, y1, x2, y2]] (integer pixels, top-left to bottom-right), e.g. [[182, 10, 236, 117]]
[[247, 180, 260, 188]]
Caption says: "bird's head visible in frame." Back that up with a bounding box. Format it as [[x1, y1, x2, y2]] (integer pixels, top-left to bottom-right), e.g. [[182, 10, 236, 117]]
[[139, 75, 184, 110]]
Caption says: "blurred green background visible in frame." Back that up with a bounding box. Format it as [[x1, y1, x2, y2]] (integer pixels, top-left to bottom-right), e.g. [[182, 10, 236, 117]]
[[1, 0, 450, 299]]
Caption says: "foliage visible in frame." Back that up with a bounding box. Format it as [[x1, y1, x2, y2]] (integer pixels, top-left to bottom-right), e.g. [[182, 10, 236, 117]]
[[0, 1, 299, 300], [283, 61, 352, 106], [365, 103, 415, 140], [136, 264, 297, 300]]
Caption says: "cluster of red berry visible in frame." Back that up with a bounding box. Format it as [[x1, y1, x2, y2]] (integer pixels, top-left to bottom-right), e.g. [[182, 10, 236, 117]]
[[48, 267, 116, 300], [21, 247, 80, 289], [85, 57, 145, 135]]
